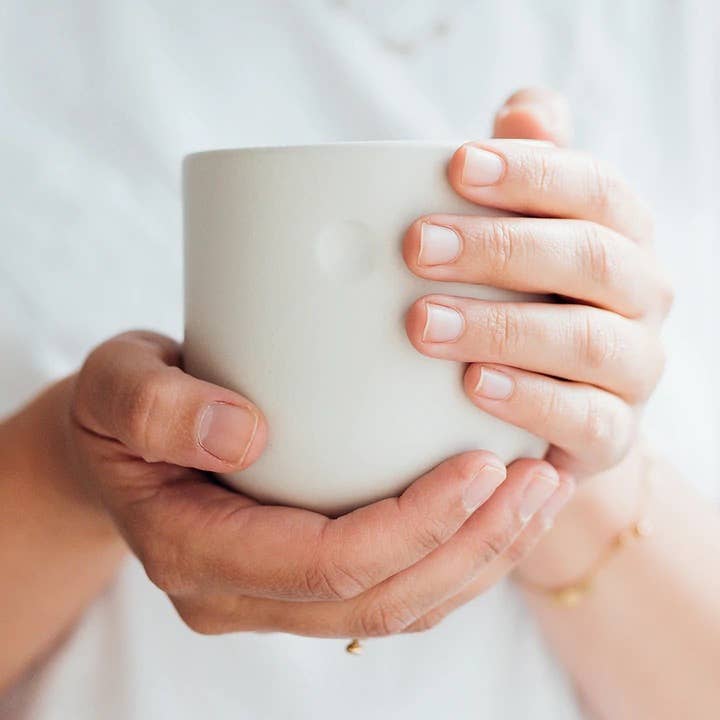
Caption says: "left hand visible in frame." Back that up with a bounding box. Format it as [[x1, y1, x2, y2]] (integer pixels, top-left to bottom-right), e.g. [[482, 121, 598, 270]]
[[393, 88, 673, 633], [404, 88, 673, 479]]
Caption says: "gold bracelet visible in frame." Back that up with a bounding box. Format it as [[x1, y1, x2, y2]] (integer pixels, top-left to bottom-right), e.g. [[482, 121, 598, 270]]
[[519, 457, 654, 607]]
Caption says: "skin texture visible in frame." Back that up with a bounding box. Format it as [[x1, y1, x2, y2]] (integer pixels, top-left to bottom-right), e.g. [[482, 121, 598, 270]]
[[1, 88, 719, 718]]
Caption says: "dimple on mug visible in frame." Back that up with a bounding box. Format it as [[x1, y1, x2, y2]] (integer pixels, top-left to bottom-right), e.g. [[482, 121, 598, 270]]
[[183, 141, 547, 516]]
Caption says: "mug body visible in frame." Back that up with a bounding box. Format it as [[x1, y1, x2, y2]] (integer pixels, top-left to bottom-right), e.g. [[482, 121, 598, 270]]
[[184, 142, 547, 515]]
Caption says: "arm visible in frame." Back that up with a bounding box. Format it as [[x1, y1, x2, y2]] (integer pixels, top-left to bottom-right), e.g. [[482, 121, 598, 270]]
[[0, 379, 126, 688], [518, 450, 720, 719]]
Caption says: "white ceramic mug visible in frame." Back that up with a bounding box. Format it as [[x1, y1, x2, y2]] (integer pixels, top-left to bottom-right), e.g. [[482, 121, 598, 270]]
[[183, 142, 547, 516]]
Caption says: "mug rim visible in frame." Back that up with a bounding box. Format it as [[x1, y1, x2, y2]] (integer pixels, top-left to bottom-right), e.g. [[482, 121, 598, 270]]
[[184, 139, 466, 162]]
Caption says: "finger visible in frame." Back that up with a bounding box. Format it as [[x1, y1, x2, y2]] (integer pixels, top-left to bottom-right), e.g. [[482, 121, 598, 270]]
[[463, 364, 637, 475], [343, 459, 559, 637], [446, 140, 653, 243], [119, 451, 508, 602], [170, 460, 562, 637], [316, 451, 506, 597], [404, 470, 576, 634], [405, 297, 664, 403], [72, 331, 267, 473], [403, 216, 672, 318], [493, 87, 573, 146]]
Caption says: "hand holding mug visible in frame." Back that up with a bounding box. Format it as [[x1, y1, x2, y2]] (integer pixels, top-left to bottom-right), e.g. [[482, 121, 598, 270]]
[[404, 87, 672, 478], [56, 89, 669, 640], [60, 330, 566, 637]]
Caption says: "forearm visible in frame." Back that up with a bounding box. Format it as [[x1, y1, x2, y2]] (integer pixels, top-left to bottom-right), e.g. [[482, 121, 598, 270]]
[[0, 379, 126, 692], [518, 449, 720, 719]]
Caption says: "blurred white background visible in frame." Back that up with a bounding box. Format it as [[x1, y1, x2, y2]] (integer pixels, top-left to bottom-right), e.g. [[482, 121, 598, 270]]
[[1, 2, 718, 718]]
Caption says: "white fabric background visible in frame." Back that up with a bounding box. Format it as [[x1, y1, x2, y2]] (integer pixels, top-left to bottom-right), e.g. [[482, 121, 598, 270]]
[[1, 1, 718, 718]]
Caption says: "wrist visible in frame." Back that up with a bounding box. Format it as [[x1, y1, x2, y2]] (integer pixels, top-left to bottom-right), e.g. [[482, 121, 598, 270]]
[[515, 446, 647, 588], [0, 379, 126, 690], [7, 376, 121, 543]]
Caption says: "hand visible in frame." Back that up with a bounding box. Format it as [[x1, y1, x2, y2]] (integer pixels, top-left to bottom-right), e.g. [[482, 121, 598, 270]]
[[393, 88, 672, 629], [61, 330, 570, 637], [404, 87, 673, 479]]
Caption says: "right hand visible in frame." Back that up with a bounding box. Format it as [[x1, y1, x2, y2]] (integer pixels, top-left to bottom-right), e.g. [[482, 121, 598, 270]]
[[60, 330, 570, 637]]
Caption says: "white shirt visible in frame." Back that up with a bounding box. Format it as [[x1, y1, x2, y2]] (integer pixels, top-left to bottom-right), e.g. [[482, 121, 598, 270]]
[[1, 1, 718, 718]]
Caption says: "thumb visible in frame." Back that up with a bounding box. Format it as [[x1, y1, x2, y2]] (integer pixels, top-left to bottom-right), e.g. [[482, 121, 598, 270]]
[[73, 331, 267, 472], [492, 87, 573, 146]]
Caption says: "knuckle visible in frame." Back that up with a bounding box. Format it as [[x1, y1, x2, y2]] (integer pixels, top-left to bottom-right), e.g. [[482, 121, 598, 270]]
[[576, 313, 622, 371], [303, 555, 368, 601], [301, 562, 346, 601], [580, 395, 612, 449], [401, 454, 486, 553], [578, 395, 622, 466], [503, 534, 536, 564], [411, 514, 454, 555], [70, 333, 183, 443], [485, 305, 523, 358], [126, 371, 165, 449], [355, 597, 417, 637], [474, 527, 513, 568], [528, 152, 557, 195], [586, 158, 619, 215], [578, 223, 616, 288], [579, 395, 634, 469], [125, 368, 181, 458], [484, 220, 518, 275], [536, 381, 565, 428]]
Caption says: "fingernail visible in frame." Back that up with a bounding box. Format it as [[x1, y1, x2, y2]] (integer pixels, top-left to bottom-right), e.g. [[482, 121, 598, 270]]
[[419, 223, 461, 266], [462, 146, 505, 186], [198, 402, 259, 464], [422, 303, 464, 343], [519, 470, 559, 523], [474, 366, 515, 400], [463, 463, 507, 512], [540, 479, 576, 530]]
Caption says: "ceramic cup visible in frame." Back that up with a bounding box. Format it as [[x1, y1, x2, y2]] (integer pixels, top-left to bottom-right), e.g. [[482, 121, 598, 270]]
[[183, 142, 547, 516]]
